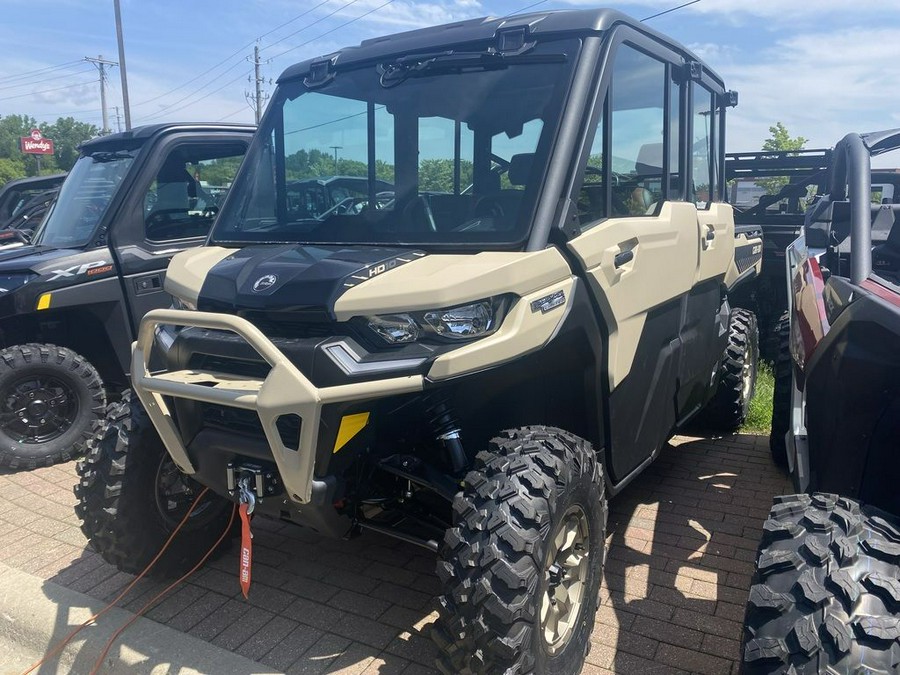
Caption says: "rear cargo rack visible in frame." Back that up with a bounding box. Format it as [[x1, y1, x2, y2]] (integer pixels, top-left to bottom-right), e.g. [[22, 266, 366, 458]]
[[132, 309, 423, 503]]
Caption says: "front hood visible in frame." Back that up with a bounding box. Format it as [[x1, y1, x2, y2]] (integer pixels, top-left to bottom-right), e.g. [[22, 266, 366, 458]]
[[197, 245, 426, 317], [0, 244, 79, 273]]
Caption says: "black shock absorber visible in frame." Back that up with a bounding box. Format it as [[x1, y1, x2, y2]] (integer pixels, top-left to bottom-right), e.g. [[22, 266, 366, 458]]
[[425, 393, 468, 474]]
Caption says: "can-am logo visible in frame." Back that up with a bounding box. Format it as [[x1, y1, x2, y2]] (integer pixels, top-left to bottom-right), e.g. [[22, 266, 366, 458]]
[[252, 274, 278, 292]]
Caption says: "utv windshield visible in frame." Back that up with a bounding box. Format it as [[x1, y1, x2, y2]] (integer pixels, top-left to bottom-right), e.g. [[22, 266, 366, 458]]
[[33, 150, 136, 248], [212, 38, 580, 247]]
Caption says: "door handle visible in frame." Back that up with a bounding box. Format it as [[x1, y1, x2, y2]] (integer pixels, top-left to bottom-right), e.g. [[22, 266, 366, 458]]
[[614, 250, 634, 268], [134, 273, 163, 296], [705, 229, 716, 241]]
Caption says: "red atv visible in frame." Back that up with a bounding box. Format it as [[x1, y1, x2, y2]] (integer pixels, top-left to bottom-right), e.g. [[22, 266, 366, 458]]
[[743, 130, 900, 674]]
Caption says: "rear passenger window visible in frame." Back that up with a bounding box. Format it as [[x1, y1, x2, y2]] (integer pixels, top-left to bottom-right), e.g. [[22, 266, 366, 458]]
[[144, 144, 246, 242]]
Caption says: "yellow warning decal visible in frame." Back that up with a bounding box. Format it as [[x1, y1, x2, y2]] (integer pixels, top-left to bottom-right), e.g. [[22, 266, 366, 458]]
[[36, 293, 51, 310], [333, 412, 370, 453]]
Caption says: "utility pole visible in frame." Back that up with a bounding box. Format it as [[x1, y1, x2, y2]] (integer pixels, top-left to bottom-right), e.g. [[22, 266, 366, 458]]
[[85, 55, 118, 134], [114, 106, 122, 133], [245, 45, 269, 124], [330, 146, 342, 174], [113, 0, 132, 130]]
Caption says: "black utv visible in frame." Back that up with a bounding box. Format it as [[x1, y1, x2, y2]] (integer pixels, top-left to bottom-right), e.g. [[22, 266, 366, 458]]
[[0, 173, 66, 231], [0, 123, 253, 469], [77, 9, 760, 674]]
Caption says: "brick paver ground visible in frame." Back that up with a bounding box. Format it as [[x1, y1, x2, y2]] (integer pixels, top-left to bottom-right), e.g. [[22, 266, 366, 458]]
[[0, 432, 790, 674]]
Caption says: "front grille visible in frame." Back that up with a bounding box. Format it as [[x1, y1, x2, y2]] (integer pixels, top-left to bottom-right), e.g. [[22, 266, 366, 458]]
[[240, 311, 340, 340], [188, 353, 270, 379], [201, 404, 263, 436], [200, 403, 300, 448]]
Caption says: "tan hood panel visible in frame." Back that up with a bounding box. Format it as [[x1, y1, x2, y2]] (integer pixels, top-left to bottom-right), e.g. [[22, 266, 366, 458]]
[[332, 248, 571, 321], [164, 247, 234, 306], [427, 276, 575, 380]]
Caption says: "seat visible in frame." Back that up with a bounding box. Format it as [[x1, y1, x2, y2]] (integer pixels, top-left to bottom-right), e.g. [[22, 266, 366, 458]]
[[146, 160, 208, 240], [872, 206, 900, 281]]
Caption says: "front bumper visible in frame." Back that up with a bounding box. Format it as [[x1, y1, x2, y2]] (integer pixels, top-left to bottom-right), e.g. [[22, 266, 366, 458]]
[[132, 308, 424, 504]]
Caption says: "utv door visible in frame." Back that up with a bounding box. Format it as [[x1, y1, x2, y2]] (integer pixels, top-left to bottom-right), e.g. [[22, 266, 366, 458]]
[[111, 134, 250, 336], [565, 37, 727, 484]]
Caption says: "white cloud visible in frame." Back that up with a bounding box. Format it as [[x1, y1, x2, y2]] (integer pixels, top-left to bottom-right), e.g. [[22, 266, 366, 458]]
[[558, 0, 896, 21], [718, 27, 900, 152]]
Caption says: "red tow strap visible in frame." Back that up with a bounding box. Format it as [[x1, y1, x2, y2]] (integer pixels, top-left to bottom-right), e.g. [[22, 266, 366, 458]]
[[238, 502, 253, 598]]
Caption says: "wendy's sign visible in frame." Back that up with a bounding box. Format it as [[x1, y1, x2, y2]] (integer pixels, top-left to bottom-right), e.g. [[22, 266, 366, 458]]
[[20, 128, 54, 155]]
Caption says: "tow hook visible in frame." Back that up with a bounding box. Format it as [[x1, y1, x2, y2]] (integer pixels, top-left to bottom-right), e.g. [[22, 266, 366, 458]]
[[226, 461, 281, 505], [238, 477, 256, 515]]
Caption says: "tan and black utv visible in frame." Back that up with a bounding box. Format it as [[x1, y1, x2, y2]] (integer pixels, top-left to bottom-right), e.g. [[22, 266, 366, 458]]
[[76, 9, 761, 674]]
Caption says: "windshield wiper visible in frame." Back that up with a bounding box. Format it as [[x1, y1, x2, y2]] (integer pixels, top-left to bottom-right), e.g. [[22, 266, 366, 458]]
[[91, 151, 135, 163], [378, 50, 567, 88]]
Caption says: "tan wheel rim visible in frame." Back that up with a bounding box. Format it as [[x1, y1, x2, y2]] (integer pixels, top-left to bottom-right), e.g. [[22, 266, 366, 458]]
[[540, 504, 590, 654]]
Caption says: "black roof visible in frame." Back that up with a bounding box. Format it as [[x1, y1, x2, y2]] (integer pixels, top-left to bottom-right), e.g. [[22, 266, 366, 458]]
[[278, 8, 720, 86], [78, 122, 256, 153], [861, 128, 900, 156], [0, 173, 67, 192]]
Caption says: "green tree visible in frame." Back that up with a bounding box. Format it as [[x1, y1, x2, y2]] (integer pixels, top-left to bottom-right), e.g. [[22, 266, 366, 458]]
[[419, 158, 473, 192], [759, 122, 808, 195], [0, 157, 25, 185], [41, 117, 99, 171], [0, 114, 99, 184]]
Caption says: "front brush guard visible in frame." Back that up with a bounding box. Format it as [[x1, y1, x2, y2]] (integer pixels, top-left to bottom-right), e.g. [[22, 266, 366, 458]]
[[132, 309, 423, 504]]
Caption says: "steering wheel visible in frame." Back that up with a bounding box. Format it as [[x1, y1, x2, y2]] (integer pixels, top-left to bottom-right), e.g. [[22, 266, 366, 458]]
[[145, 208, 186, 226], [402, 196, 438, 232], [584, 167, 628, 187], [474, 195, 506, 221]]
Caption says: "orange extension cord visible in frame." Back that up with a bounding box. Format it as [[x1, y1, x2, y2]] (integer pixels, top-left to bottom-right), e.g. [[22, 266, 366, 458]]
[[20, 487, 238, 675]]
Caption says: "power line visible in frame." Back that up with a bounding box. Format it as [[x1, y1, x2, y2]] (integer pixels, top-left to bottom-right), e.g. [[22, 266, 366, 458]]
[[130, 0, 332, 109], [269, 0, 396, 61], [0, 67, 95, 93], [641, 0, 701, 21], [137, 60, 246, 121], [136, 0, 394, 120], [218, 105, 252, 121], [0, 60, 85, 85], [0, 79, 96, 103], [260, 0, 361, 53], [140, 69, 254, 123], [508, 0, 549, 14]]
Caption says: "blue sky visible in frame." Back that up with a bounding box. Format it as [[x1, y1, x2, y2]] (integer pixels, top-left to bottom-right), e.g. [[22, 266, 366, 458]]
[[1, 0, 898, 154]]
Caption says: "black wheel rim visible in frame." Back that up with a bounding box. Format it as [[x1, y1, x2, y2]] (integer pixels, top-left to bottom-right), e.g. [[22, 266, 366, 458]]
[[0, 375, 79, 444], [154, 454, 218, 530]]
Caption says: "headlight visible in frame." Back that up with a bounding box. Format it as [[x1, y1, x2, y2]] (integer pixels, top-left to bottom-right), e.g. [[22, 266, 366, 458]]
[[366, 297, 505, 345], [367, 314, 420, 344], [0, 273, 35, 294], [424, 302, 493, 339]]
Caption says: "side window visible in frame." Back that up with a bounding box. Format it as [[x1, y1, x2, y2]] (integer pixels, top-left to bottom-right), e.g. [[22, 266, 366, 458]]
[[668, 71, 682, 200], [691, 85, 715, 208], [577, 113, 604, 224], [609, 46, 666, 217], [144, 143, 246, 242], [576, 44, 668, 227]]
